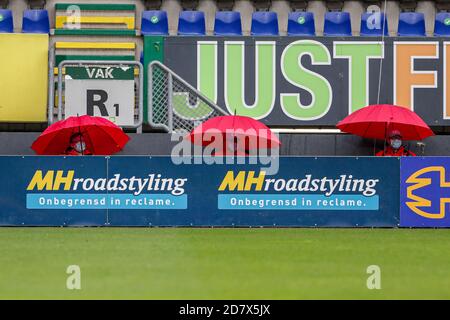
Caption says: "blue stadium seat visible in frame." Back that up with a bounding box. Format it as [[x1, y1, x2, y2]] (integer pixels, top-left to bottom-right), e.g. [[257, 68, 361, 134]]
[[214, 11, 242, 35], [360, 12, 388, 36], [398, 12, 425, 36], [142, 10, 168, 35], [22, 9, 50, 34], [251, 11, 279, 36], [434, 12, 450, 36], [287, 11, 315, 36], [178, 10, 206, 35], [0, 9, 13, 33], [324, 11, 352, 36]]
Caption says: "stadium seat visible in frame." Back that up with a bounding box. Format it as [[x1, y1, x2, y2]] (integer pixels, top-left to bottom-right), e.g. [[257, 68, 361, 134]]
[[398, 12, 425, 36], [360, 12, 388, 36], [0, 9, 13, 33], [214, 11, 242, 36], [53, 41, 136, 74], [54, 3, 136, 36], [22, 9, 50, 34], [434, 12, 450, 36], [251, 11, 279, 36], [324, 11, 352, 36], [287, 11, 315, 36], [142, 10, 168, 35], [178, 10, 206, 35]]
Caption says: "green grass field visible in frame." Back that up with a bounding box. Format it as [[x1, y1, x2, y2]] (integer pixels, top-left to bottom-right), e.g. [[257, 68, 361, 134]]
[[0, 228, 449, 300]]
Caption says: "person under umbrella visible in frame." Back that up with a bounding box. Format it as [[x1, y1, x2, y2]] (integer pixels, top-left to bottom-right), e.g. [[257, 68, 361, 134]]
[[187, 115, 280, 156], [64, 133, 92, 156], [337, 104, 434, 156], [375, 130, 416, 157], [32, 115, 129, 156]]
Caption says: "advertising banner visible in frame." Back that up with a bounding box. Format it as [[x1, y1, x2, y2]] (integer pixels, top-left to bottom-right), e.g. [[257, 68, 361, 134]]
[[401, 157, 450, 227], [0, 156, 399, 227], [65, 66, 135, 126], [0, 156, 107, 226], [163, 37, 450, 127]]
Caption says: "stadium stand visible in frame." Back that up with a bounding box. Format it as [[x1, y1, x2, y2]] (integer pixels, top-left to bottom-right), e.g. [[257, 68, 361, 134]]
[[287, 11, 315, 36], [22, 9, 50, 33], [0, 0, 443, 37], [398, 12, 426, 36], [142, 10, 169, 35], [251, 11, 279, 36], [360, 12, 388, 36], [323, 11, 352, 36], [434, 12, 450, 36], [178, 10, 206, 35], [0, 8, 13, 33], [53, 41, 136, 67], [3, 0, 450, 131], [214, 10, 242, 35], [54, 3, 136, 36]]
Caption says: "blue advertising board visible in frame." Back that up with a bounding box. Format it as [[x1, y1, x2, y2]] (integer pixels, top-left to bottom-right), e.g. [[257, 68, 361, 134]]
[[0, 156, 107, 226], [0, 156, 399, 227], [401, 157, 450, 228]]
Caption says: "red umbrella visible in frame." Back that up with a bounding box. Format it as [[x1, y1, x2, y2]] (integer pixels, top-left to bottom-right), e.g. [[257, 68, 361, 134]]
[[32, 115, 130, 155], [187, 115, 280, 153], [337, 104, 434, 140]]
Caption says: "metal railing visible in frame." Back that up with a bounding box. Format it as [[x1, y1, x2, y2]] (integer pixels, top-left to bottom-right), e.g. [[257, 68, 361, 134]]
[[148, 61, 229, 133], [49, 60, 144, 131]]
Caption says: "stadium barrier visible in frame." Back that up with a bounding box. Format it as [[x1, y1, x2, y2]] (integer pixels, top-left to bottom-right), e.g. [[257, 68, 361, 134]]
[[0, 156, 402, 227], [148, 61, 229, 133], [1, 155, 447, 228], [54, 3, 137, 36]]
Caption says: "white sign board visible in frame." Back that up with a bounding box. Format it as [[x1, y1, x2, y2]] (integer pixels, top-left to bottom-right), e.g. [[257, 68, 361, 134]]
[[64, 66, 135, 127]]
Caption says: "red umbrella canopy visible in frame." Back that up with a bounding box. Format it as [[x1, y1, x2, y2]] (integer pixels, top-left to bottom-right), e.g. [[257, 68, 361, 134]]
[[187, 115, 281, 150], [337, 104, 434, 141], [32, 115, 130, 155]]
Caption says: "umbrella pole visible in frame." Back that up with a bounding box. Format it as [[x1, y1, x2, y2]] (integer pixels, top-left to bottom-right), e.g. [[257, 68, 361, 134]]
[[77, 114, 84, 156], [79, 126, 84, 156]]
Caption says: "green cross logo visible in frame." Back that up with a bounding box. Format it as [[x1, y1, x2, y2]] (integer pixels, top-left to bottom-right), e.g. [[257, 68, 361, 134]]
[[151, 16, 159, 24], [297, 16, 306, 24], [445, 18, 450, 26]]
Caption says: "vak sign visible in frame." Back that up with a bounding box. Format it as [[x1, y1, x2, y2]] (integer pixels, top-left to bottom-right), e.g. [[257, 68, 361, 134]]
[[64, 66, 135, 126], [162, 37, 450, 127], [401, 157, 450, 227]]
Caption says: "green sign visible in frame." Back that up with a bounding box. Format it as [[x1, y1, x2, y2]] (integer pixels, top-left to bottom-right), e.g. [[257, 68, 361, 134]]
[[0, 15, 4, 22], [297, 16, 305, 24], [65, 66, 134, 80], [445, 18, 450, 26]]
